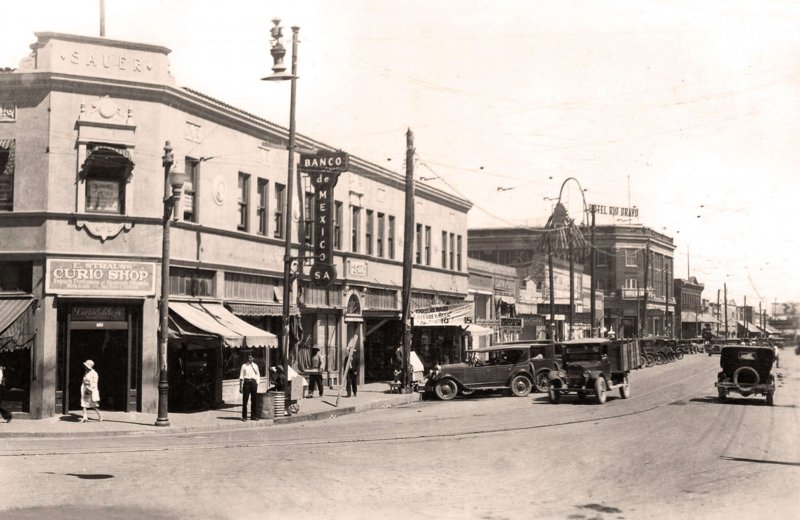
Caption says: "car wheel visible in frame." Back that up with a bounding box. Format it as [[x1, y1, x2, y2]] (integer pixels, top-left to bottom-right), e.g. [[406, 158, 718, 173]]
[[619, 375, 631, 399], [534, 371, 550, 392], [548, 385, 561, 404], [655, 352, 666, 365], [638, 355, 647, 369], [434, 379, 458, 401], [645, 354, 656, 367], [510, 375, 532, 397], [766, 391, 774, 406], [718, 388, 726, 402], [594, 377, 607, 404], [675, 350, 684, 360]]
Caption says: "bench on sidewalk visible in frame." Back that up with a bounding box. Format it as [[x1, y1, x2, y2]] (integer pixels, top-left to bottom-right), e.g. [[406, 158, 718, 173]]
[[387, 381, 403, 393]]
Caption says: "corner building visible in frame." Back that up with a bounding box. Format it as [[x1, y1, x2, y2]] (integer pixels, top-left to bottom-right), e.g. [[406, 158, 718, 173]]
[[0, 33, 470, 418]]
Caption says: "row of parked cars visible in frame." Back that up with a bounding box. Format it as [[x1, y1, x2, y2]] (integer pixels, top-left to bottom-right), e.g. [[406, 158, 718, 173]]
[[424, 336, 781, 407], [425, 338, 639, 405]]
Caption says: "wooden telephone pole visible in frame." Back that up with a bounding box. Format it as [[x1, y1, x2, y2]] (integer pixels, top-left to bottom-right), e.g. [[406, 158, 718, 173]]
[[399, 129, 415, 393]]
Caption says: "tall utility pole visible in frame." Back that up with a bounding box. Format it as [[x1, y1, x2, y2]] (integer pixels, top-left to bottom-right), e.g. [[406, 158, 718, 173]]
[[99, 0, 105, 37], [590, 205, 596, 337], [548, 242, 556, 341], [664, 258, 669, 336], [641, 242, 650, 337], [400, 129, 415, 393], [724, 283, 728, 338], [716, 289, 721, 337], [744, 295, 748, 339], [568, 234, 574, 340]]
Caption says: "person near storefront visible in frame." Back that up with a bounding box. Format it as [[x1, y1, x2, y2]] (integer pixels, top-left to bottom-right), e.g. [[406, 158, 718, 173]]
[[307, 348, 324, 398], [0, 365, 11, 423], [344, 347, 360, 398], [238, 352, 260, 421], [80, 360, 103, 423]]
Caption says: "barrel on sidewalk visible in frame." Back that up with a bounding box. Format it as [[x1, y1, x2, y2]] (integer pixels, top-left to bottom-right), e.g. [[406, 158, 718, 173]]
[[257, 391, 286, 419]]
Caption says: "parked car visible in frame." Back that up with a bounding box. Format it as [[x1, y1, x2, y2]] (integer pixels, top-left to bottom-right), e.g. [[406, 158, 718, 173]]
[[547, 339, 634, 404], [425, 344, 536, 400], [715, 345, 776, 405], [639, 336, 680, 364], [708, 338, 740, 356]]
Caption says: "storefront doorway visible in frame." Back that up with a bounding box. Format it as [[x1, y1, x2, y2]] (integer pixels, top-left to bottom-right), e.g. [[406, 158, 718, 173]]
[[58, 303, 141, 414]]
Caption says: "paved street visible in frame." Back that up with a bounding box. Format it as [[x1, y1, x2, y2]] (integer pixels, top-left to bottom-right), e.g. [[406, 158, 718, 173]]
[[1, 351, 798, 520]]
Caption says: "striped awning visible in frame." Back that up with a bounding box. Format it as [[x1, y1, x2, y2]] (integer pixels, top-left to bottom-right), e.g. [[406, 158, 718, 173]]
[[0, 296, 35, 352], [226, 302, 298, 317], [169, 302, 277, 348]]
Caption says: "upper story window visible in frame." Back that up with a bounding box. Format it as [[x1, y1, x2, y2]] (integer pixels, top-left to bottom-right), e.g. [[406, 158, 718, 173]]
[[441, 231, 448, 268], [274, 183, 285, 239], [388, 216, 395, 260], [624, 249, 638, 267], [183, 157, 199, 222], [170, 267, 216, 297], [304, 191, 314, 245], [256, 179, 269, 236], [366, 210, 374, 255], [0, 261, 32, 292], [83, 144, 133, 215], [351, 205, 361, 253], [0, 139, 15, 211], [449, 233, 455, 270], [237, 172, 250, 231], [424, 225, 431, 265], [376, 213, 385, 258], [415, 224, 423, 264], [457, 235, 463, 271], [623, 278, 639, 289], [334, 201, 343, 250]]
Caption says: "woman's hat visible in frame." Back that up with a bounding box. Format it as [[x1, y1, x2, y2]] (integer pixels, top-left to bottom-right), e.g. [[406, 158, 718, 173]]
[[83, 360, 94, 369]]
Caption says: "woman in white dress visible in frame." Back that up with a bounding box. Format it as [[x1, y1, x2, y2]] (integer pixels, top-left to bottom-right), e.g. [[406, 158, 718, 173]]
[[80, 360, 103, 423]]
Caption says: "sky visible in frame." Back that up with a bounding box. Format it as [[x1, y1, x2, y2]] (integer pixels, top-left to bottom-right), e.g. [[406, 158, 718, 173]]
[[2, 0, 799, 312]]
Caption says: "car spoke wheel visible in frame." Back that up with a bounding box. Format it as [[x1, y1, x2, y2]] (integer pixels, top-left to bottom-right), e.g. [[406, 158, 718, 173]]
[[510, 375, 532, 397], [638, 355, 647, 369], [645, 354, 656, 367], [619, 375, 631, 399], [655, 352, 666, 365], [434, 379, 458, 401], [534, 371, 550, 392], [594, 377, 607, 404], [548, 386, 560, 403]]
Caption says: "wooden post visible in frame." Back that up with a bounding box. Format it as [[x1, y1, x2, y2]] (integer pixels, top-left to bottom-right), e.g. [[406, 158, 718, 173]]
[[590, 205, 596, 337], [548, 241, 556, 341], [641, 242, 650, 337], [400, 129, 415, 392]]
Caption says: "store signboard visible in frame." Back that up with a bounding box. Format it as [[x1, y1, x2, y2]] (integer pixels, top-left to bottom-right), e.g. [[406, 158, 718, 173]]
[[45, 259, 156, 296], [412, 303, 474, 326]]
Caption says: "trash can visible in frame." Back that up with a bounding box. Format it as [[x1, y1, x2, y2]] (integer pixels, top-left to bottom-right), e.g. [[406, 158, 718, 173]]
[[258, 392, 274, 420], [270, 391, 285, 417]]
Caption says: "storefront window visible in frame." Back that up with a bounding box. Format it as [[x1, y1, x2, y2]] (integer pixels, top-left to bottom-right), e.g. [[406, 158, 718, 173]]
[[222, 347, 266, 380], [0, 139, 14, 211]]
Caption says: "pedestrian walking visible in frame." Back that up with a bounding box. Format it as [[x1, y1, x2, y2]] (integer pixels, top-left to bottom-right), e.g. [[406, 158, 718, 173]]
[[0, 365, 12, 423], [80, 360, 103, 423], [307, 347, 324, 398], [345, 347, 360, 397], [238, 351, 260, 421]]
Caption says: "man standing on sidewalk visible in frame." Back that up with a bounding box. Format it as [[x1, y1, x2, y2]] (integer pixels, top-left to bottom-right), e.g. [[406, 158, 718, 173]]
[[238, 352, 260, 421]]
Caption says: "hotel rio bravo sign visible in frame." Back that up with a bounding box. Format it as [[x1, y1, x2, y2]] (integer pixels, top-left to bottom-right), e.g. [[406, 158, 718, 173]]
[[45, 259, 156, 296], [300, 151, 349, 287]]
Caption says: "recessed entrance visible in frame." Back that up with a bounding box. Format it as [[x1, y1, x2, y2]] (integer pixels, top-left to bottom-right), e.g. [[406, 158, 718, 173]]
[[68, 329, 129, 411]]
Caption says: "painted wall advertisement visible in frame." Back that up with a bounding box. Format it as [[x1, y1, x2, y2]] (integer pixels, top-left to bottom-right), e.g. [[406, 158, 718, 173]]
[[45, 259, 156, 295]]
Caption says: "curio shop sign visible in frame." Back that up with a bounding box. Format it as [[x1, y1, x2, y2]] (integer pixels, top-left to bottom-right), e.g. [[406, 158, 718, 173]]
[[45, 259, 156, 296]]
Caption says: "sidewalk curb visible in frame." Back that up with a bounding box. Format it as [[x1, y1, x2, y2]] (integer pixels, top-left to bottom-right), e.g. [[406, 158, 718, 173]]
[[0, 392, 423, 439]]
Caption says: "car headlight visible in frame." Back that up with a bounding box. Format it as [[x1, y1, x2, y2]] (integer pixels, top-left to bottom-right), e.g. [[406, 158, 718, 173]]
[[558, 370, 567, 379], [583, 371, 590, 379]]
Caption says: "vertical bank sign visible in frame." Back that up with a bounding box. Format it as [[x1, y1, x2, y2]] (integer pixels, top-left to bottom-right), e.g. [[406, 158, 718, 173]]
[[300, 152, 349, 287]]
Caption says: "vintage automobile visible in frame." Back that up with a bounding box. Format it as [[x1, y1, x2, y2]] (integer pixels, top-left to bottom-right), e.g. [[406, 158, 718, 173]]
[[639, 336, 681, 365], [503, 339, 562, 392], [548, 339, 634, 404], [425, 344, 536, 400], [707, 338, 740, 356], [715, 345, 776, 406]]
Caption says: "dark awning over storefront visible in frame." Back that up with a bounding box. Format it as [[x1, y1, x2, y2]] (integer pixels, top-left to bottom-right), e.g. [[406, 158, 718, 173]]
[[169, 302, 278, 348], [0, 296, 36, 352]]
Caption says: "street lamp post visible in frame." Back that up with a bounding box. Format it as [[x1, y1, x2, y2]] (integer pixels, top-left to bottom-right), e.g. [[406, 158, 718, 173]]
[[156, 141, 184, 427], [263, 19, 299, 378]]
